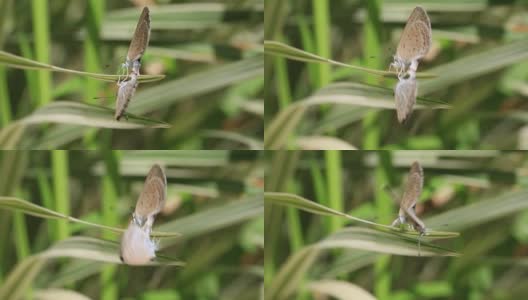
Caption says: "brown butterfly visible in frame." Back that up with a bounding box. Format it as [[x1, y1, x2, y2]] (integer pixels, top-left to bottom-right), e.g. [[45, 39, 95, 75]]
[[114, 72, 138, 121], [120, 164, 165, 265], [394, 72, 418, 123], [390, 6, 432, 78], [115, 7, 151, 121], [133, 164, 167, 228], [124, 7, 151, 74], [391, 161, 426, 235]]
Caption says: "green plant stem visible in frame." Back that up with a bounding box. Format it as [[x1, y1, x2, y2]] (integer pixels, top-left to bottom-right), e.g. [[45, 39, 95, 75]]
[[82, 0, 104, 148], [36, 168, 55, 239], [312, 0, 331, 88], [101, 149, 120, 300], [362, 0, 384, 150], [31, 0, 52, 106], [52, 150, 70, 241], [374, 152, 394, 300], [325, 151, 343, 232], [0, 66, 12, 126]]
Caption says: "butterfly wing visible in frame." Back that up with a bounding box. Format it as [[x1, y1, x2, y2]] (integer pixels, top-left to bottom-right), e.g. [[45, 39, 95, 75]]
[[126, 7, 151, 63], [400, 161, 423, 213], [400, 162, 427, 233], [407, 6, 431, 30], [134, 164, 167, 224], [114, 74, 138, 120], [396, 6, 432, 62], [394, 76, 418, 123]]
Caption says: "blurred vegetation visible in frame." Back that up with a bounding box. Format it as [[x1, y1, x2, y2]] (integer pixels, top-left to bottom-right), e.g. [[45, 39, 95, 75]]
[[264, 0, 528, 150], [0, 150, 263, 300], [0, 0, 263, 149], [264, 150, 528, 300]]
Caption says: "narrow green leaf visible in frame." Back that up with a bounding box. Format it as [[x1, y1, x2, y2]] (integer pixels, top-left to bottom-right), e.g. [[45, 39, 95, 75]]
[[18, 101, 170, 129], [307, 280, 377, 300], [264, 41, 436, 79], [295, 136, 357, 150], [39, 237, 185, 266], [34, 289, 91, 300], [0, 197, 180, 238], [157, 196, 263, 247], [0, 50, 164, 83], [264, 192, 459, 238], [264, 82, 450, 149]]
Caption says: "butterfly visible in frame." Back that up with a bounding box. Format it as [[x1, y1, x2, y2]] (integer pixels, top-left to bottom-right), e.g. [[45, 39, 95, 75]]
[[390, 6, 432, 79], [120, 164, 166, 265], [123, 7, 151, 76], [391, 161, 427, 234], [394, 72, 418, 123], [115, 7, 151, 121]]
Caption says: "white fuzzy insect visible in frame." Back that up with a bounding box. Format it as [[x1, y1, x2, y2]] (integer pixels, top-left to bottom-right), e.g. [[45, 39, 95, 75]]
[[394, 72, 418, 123], [120, 220, 157, 265]]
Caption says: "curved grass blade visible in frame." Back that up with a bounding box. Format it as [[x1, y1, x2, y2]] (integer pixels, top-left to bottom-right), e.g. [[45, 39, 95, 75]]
[[0, 197, 181, 238], [157, 196, 263, 247], [40, 236, 185, 266], [420, 38, 528, 95], [267, 226, 457, 300], [265, 247, 319, 300], [27, 55, 263, 148], [264, 41, 436, 79], [264, 104, 307, 150], [264, 192, 459, 238], [295, 135, 357, 150], [0, 50, 164, 83], [426, 189, 528, 231], [34, 289, 92, 300], [0, 256, 45, 300], [319, 227, 458, 257], [307, 280, 377, 300], [264, 82, 450, 149], [104, 3, 261, 31], [18, 101, 170, 129], [202, 130, 263, 150]]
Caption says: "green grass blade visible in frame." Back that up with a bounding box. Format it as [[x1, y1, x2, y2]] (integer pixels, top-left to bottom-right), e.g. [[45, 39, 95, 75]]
[[128, 55, 263, 114], [267, 227, 457, 300], [40, 237, 184, 266], [17, 101, 170, 129], [264, 41, 436, 79], [202, 130, 264, 150], [0, 50, 164, 83], [264, 82, 450, 149], [420, 38, 528, 95], [307, 280, 377, 300], [265, 247, 319, 300], [0, 197, 180, 238], [294, 136, 357, 150], [265, 192, 459, 238], [34, 289, 92, 300], [318, 227, 458, 257], [425, 189, 528, 231], [157, 196, 263, 247]]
